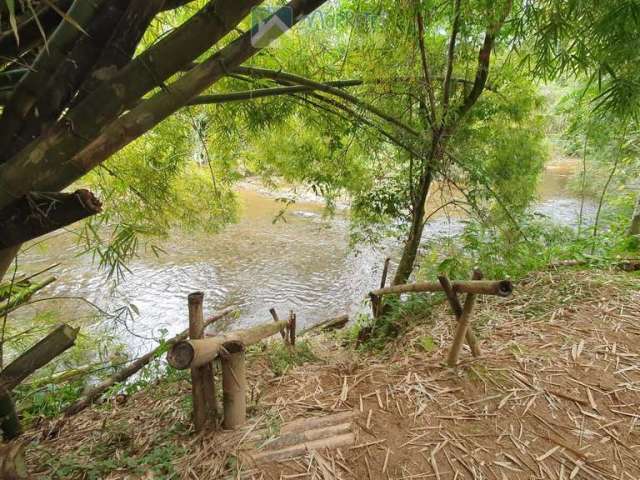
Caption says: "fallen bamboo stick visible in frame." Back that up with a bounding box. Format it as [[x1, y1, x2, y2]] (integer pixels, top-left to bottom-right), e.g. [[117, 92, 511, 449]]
[[250, 432, 355, 463], [280, 410, 358, 434], [264, 422, 351, 450], [447, 270, 483, 367], [167, 319, 288, 370], [0, 324, 78, 391], [64, 307, 234, 417], [300, 314, 349, 335], [188, 292, 217, 431], [370, 279, 512, 297], [438, 274, 481, 357]]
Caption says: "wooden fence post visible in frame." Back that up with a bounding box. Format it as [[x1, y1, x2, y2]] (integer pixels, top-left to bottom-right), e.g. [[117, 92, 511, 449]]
[[438, 275, 481, 357], [447, 269, 483, 367], [188, 292, 216, 431], [221, 342, 246, 429], [288, 310, 296, 347]]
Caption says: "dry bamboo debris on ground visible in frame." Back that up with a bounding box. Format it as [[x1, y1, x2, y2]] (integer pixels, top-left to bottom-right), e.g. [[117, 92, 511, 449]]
[[21, 270, 640, 479]]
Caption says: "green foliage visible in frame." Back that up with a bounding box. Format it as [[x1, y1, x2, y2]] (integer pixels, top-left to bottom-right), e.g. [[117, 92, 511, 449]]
[[346, 294, 440, 351], [517, 0, 640, 116], [35, 429, 186, 480], [266, 340, 317, 376]]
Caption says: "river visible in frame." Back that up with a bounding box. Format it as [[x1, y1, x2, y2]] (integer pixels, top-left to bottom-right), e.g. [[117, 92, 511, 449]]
[[15, 158, 594, 355]]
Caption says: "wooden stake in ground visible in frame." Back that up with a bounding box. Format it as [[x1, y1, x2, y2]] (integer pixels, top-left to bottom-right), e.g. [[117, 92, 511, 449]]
[[438, 275, 481, 357], [64, 307, 234, 417], [371, 257, 391, 319], [288, 310, 296, 347], [269, 308, 287, 343], [0, 441, 27, 479], [188, 292, 217, 431], [221, 341, 246, 430], [0, 324, 78, 391], [447, 269, 483, 367]]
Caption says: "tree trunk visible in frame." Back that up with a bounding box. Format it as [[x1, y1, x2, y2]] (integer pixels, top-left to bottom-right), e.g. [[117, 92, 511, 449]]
[[393, 169, 433, 286], [0, 190, 102, 250], [630, 192, 640, 236]]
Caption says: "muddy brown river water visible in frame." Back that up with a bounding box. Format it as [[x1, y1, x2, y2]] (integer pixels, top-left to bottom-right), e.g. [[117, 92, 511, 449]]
[[16, 160, 594, 354]]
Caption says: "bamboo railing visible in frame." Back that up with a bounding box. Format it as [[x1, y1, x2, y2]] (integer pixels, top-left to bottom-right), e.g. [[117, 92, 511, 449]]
[[369, 264, 514, 367]]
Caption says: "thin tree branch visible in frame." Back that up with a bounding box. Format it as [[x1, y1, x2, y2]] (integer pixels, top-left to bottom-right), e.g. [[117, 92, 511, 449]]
[[441, 0, 462, 122], [415, 6, 437, 127], [234, 66, 421, 137]]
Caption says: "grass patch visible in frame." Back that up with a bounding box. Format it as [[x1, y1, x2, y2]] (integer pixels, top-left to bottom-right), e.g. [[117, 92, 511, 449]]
[[266, 340, 317, 376]]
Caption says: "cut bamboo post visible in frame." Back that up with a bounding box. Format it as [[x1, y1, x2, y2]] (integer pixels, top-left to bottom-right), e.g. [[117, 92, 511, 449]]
[[221, 341, 246, 430], [447, 269, 483, 367], [269, 307, 286, 342], [0, 323, 78, 391], [188, 292, 216, 431], [167, 319, 288, 370], [370, 279, 512, 297], [0, 442, 27, 479], [288, 310, 296, 347], [438, 275, 481, 357]]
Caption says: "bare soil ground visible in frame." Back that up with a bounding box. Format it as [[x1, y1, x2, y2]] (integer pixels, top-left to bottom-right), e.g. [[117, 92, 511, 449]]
[[24, 268, 640, 479]]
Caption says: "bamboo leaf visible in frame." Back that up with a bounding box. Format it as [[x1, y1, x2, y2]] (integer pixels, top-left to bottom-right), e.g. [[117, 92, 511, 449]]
[[27, 0, 49, 52], [41, 0, 88, 36], [4, 0, 19, 45]]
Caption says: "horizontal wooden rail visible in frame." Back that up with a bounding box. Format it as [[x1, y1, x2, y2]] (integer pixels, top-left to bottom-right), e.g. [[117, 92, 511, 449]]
[[370, 279, 513, 298], [167, 320, 288, 370]]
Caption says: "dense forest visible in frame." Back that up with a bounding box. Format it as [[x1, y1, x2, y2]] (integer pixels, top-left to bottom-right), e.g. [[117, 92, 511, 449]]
[[0, 1, 638, 478]]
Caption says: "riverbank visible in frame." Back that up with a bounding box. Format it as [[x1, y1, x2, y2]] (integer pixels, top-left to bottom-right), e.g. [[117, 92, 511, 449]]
[[22, 266, 640, 479]]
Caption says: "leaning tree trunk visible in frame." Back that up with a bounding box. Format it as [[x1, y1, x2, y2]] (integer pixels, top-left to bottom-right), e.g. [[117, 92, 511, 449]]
[[393, 169, 433, 286], [630, 192, 640, 236]]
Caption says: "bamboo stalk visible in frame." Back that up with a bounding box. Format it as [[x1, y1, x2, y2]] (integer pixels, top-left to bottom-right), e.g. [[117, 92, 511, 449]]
[[188, 292, 216, 431], [250, 433, 356, 463], [447, 269, 483, 367], [299, 314, 349, 335], [167, 320, 288, 370], [221, 342, 246, 430], [0, 276, 56, 316], [0, 323, 78, 391], [370, 279, 512, 297], [64, 306, 234, 417], [438, 275, 481, 357]]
